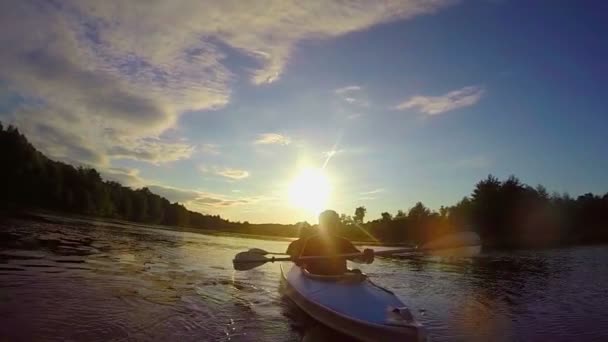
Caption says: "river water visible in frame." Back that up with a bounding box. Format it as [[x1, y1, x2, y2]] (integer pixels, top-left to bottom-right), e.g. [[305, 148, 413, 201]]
[[1, 216, 607, 341]]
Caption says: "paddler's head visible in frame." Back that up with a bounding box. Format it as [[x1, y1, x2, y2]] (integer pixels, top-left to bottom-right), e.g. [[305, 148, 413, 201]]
[[318, 210, 340, 235]]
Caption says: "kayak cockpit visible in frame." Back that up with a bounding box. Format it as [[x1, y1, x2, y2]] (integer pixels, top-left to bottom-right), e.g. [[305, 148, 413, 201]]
[[301, 267, 367, 282]]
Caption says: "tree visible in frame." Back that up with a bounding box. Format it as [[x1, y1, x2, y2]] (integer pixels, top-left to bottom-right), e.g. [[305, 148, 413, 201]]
[[448, 197, 473, 228], [535, 184, 549, 200], [395, 209, 406, 219], [380, 212, 392, 222], [354, 206, 366, 224], [439, 206, 449, 218], [408, 202, 431, 221]]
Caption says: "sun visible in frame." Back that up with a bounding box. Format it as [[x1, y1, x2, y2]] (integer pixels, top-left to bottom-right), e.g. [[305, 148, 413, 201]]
[[288, 168, 331, 214]]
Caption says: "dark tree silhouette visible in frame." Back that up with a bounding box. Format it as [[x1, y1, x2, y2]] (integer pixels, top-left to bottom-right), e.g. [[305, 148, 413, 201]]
[[354, 206, 366, 224], [380, 212, 392, 222]]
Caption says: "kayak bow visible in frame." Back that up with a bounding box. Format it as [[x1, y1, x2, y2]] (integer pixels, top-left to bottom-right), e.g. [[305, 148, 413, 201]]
[[280, 264, 426, 342]]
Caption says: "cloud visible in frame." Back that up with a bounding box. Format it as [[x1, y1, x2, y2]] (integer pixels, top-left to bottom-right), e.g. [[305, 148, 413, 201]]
[[199, 165, 250, 180], [147, 185, 202, 204], [106, 138, 194, 164], [357, 188, 385, 200], [0, 1, 223, 165], [147, 184, 258, 210], [394, 86, 484, 115], [215, 168, 250, 180], [100, 168, 255, 209], [96, 167, 258, 213], [100, 167, 144, 187], [191, 197, 251, 207], [360, 188, 385, 195], [334, 84, 370, 108], [0, 0, 455, 165], [254, 133, 291, 145], [334, 85, 362, 94]]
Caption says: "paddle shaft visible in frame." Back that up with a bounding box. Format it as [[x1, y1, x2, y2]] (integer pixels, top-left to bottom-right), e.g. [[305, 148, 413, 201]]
[[296, 246, 417, 260], [244, 247, 418, 264]]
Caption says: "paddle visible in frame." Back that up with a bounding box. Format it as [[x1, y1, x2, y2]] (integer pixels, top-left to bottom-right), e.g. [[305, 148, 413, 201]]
[[247, 248, 288, 255], [233, 231, 481, 271]]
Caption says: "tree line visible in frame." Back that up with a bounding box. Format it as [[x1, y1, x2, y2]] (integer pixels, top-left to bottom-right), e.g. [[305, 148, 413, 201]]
[[0, 123, 297, 236], [336, 175, 608, 249], [1, 123, 607, 249]]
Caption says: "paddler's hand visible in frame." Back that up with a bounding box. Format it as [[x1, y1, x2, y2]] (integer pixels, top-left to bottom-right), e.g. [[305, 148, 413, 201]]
[[362, 248, 374, 264]]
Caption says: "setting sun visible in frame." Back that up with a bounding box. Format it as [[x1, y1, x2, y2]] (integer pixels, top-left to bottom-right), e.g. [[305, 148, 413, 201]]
[[288, 168, 331, 214]]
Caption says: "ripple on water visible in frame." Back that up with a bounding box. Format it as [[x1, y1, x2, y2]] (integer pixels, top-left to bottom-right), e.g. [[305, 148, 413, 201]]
[[2, 219, 608, 341]]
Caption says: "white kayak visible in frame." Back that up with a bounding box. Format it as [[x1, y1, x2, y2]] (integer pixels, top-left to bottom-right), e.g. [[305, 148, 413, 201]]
[[280, 264, 425, 342]]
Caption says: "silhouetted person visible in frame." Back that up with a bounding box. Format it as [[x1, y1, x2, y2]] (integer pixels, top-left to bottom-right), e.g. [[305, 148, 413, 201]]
[[287, 210, 374, 275]]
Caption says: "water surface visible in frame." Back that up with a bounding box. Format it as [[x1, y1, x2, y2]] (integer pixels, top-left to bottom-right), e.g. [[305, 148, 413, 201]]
[[1, 217, 607, 341]]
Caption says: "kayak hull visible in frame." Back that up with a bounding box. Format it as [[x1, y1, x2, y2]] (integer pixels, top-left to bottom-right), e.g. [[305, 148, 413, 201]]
[[280, 264, 425, 342]]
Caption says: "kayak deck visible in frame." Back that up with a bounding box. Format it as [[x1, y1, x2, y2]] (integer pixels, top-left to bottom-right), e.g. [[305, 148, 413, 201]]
[[281, 264, 425, 341]]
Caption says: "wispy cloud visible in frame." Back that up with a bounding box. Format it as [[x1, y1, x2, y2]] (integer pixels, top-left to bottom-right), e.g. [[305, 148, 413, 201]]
[[107, 138, 195, 164], [394, 86, 485, 115], [215, 168, 250, 180], [148, 185, 257, 210], [334, 85, 362, 94], [254, 133, 291, 145], [360, 188, 386, 195], [99, 169, 254, 209], [357, 188, 385, 201], [334, 85, 370, 108], [199, 165, 250, 181]]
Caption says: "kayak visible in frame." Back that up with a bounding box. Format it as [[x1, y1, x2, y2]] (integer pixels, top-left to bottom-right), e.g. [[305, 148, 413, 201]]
[[280, 264, 426, 341]]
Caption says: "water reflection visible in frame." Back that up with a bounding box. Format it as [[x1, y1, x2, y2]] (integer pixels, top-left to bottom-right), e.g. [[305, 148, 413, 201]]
[[1, 217, 607, 341], [280, 292, 358, 342]]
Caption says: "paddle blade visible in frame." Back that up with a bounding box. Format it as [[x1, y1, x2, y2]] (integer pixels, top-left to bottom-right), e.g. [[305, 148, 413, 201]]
[[248, 248, 270, 255], [422, 232, 481, 251], [233, 251, 270, 271]]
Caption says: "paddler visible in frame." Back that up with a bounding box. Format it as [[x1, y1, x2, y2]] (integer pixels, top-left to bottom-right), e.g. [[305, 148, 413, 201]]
[[286, 210, 374, 275]]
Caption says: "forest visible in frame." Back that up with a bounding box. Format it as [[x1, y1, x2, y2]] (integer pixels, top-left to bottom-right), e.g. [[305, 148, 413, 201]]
[[1, 123, 607, 249]]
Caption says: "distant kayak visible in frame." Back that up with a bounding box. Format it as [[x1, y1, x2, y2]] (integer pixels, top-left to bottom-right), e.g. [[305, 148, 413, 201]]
[[280, 264, 425, 341]]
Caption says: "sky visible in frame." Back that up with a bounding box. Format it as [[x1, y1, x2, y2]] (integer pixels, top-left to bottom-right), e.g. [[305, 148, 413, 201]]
[[1, 0, 607, 224]]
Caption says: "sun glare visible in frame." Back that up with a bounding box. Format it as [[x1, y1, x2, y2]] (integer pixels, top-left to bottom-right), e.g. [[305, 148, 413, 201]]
[[288, 168, 330, 214]]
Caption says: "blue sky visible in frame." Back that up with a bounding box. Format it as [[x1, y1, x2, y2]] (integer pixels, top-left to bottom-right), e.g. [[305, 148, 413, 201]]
[[1, 1, 607, 223]]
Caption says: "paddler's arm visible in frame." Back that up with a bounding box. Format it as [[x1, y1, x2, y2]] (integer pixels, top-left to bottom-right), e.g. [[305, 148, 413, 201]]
[[286, 239, 304, 265], [342, 239, 374, 264], [349, 248, 374, 264]]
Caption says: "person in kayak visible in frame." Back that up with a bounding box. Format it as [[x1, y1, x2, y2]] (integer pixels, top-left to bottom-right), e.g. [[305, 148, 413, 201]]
[[287, 210, 374, 275]]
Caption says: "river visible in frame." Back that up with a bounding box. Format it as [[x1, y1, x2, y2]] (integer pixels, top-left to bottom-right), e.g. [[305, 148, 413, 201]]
[[1, 216, 607, 341]]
